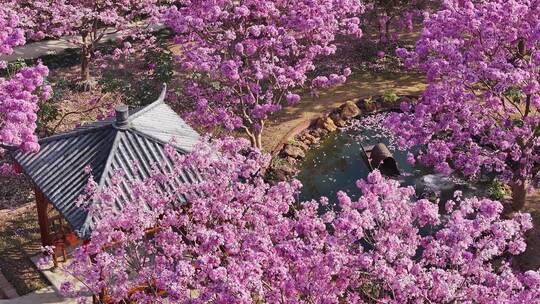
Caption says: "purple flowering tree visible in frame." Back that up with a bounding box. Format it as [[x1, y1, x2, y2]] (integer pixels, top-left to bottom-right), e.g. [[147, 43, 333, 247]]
[[162, 1, 364, 149], [1, 6, 52, 157], [58, 138, 540, 303], [13, 0, 162, 82], [0, 63, 51, 154], [387, 0, 540, 208], [0, 4, 26, 69]]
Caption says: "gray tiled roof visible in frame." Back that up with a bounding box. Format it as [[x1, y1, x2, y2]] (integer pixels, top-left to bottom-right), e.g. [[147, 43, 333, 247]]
[[12, 85, 200, 239]]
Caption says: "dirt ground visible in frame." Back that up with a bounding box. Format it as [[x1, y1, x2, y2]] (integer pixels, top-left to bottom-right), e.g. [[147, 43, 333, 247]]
[[261, 70, 426, 151], [0, 204, 48, 295], [516, 193, 540, 271]]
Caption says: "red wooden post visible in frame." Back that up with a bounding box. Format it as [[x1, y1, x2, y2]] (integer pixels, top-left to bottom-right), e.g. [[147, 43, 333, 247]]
[[12, 162, 22, 174], [34, 188, 51, 247]]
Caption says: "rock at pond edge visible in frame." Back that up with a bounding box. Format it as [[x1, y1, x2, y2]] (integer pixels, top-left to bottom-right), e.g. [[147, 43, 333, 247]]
[[339, 100, 361, 119], [315, 117, 338, 132], [282, 144, 306, 159]]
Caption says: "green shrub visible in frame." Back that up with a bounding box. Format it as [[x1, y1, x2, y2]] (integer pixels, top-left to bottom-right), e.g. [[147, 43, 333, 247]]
[[35, 78, 71, 135], [5, 59, 27, 76], [488, 180, 507, 201], [271, 156, 287, 167], [37, 101, 60, 135], [365, 96, 375, 105], [382, 90, 399, 103]]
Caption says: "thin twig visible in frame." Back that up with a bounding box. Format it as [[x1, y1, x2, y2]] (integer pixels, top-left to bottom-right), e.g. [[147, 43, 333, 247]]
[[50, 93, 111, 134]]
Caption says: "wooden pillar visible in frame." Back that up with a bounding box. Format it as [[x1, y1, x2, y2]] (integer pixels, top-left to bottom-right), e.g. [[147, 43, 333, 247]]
[[34, 188, 51, 247], [12, 163, 22, 174]]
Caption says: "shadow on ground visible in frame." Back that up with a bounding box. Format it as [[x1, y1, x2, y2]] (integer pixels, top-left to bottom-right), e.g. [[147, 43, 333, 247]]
[[0, 205, 49, 295], [516, 194, 540, 271]]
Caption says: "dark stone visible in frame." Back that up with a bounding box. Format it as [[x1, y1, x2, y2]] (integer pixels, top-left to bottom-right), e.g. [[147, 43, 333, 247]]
[[339, 100, 361, 119], [310, 128, 328, 138], [362, 102, 378, 113], [274, 162, 298, 175], [299, 134, 312, 145], [282, 144, 306, 159], [315, 117, 338, 132], [294, 141, 309, 151], [285, 157, 298, 165], [269, 170, 289, 182], [268, 162, 299, 182], [330, 113, 347, 127], [301, 133, 319, 145], [396, 96, 412, 104]]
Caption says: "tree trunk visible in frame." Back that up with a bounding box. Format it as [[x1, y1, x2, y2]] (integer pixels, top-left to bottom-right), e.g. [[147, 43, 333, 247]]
[[246, 127, 264, 151], [255, 132, 262, 151], [511, 180, 527, 211], [81, 47, 91, 82]]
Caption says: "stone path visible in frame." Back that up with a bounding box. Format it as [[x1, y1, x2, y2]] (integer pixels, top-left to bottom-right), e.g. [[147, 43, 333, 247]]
[[0, 254, 90, 304], [0, 267, 18, 299], [0, 286, 71, 304], [0, 23, 163, 62]]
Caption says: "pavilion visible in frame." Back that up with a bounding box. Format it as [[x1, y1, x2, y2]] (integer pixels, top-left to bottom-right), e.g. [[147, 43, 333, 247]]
[[10, 85, 200, 264]]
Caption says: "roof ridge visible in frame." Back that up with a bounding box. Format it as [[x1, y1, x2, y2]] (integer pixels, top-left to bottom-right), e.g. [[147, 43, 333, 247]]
[[129, 128, 190, 154], [97, 129, 124, 188], [126, 84, 168, 122], [77, 128, 181, 238], [77, 127, 191, 238], [39, 124, 113, 144], [77, 129, 124, 237]]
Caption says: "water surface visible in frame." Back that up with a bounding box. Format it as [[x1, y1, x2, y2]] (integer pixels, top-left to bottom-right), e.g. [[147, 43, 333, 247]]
[[296, 117, 483, 204]]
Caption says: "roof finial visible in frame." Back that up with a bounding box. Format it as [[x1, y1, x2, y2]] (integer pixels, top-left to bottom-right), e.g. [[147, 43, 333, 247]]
[[157, 83, 167, 102], [114, 104, 129, 129]]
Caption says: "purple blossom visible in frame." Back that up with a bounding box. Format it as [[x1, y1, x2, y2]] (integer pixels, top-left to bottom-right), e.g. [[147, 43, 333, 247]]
[[0, 62, 50, 153], [387, 0, 540, 206], [60, 139, 540, 303], [286, 93, 301, 105], [162, 0, 364, 148]]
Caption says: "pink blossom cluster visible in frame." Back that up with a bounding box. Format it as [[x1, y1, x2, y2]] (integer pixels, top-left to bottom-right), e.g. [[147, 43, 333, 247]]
[[12, 0, 164, 79], [162, 0, 364, 148], [0, 4, 26, 68], [1, 2, 52, 155], [0, 62, 51, 153], [388, 0, 540, 189], [16, 0, 161, 42], [61, 138, 540, 303]]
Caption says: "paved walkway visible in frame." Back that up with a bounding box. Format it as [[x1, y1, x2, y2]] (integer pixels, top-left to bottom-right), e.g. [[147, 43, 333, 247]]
[[0, 254, 90, 304], [0, 38, 81, 62], [0, 268, 18, 299], [0, 286, 72, 304], [0, 24, 163, 62]]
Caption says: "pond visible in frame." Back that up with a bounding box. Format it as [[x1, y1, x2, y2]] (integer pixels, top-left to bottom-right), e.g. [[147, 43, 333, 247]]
[[296, 114, 486, 204]]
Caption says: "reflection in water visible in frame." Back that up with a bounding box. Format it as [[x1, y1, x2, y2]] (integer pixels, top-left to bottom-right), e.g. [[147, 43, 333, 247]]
[[296, 117, 485, 204]]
